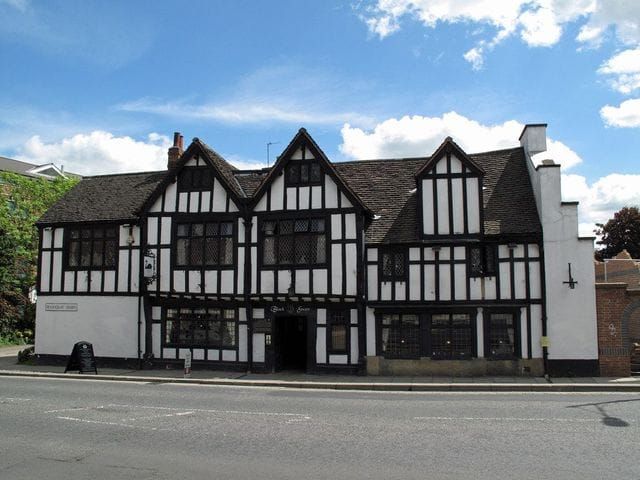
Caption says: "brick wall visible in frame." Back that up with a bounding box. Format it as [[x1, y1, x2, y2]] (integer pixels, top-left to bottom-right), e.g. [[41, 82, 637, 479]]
[[596, 283, 634, 376]]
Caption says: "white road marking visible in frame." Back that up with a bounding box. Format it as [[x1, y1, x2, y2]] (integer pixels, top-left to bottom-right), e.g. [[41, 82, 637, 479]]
[[414, 416, 609, 423], [45, 406, 102, 413], [56, 415, 156, 430], [0, 397, 31, 402], [107, 403, 311, 419], [121, 411, 194, 421]]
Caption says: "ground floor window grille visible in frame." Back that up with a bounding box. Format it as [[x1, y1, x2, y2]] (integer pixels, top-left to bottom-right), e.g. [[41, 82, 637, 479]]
[[165, 308, 236, 348], [486, 312, 517, 359], [380, 313, 420, 358], [430, 313, 473, 359]]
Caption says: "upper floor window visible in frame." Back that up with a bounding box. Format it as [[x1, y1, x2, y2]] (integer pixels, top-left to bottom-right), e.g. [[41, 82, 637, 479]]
[[66, 225, 118, 269], [175, 221, 233, 267], [178, 167, 214, 192], [468, 245, 497, 277], [285, 161, 322, 186], [380, 249, 407, 281], [262, 217, 326, 267]]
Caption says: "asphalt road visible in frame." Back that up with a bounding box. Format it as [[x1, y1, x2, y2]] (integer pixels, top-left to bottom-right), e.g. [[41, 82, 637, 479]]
[[1, 377, 639, 480]]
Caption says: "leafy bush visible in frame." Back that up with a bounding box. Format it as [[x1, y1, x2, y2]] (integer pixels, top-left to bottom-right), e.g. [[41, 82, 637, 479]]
[[0, 172, 77, 339]]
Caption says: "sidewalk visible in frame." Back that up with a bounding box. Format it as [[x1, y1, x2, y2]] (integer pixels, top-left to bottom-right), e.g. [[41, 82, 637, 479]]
[[1, 345, 639, 392]]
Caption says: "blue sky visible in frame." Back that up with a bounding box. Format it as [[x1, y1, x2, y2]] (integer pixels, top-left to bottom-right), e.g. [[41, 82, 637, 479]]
[[0, 0, 639, 233]]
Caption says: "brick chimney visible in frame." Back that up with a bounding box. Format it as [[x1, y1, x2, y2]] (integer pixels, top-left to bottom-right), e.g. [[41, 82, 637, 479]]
[[167, 132, 184, 169]]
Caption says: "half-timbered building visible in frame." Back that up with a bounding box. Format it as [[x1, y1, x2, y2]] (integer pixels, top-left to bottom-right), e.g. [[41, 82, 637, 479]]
[[34, 124, 599, 376]]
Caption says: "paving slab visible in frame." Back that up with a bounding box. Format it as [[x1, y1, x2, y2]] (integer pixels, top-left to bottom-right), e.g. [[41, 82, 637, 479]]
[[1, 345, 639, 391]]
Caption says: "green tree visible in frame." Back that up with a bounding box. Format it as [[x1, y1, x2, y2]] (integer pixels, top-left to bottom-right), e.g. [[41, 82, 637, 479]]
[[595, 206, 640, 261], [0, 172, 78, 339]]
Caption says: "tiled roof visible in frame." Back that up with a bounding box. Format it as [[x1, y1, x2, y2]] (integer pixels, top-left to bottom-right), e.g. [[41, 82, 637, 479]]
[[0, 156, 39, 175], [37, 171, 165, 225], [234, 170, 269, 197], [38, 145, 541, 243], [198, 140, 246, 199], [334, 147, 541, 243]]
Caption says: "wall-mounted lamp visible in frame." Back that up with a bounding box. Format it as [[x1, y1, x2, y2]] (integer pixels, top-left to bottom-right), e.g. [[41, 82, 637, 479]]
[[126, 225, 135, 246], [562, 262, 578, 289]]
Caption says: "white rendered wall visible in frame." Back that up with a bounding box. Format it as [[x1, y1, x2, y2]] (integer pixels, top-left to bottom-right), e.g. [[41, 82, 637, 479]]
[[35, 295, 140, 358], [528, 163, 598, 360]]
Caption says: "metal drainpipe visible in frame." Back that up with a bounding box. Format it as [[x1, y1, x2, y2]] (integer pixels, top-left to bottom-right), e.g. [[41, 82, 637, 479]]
[[137, 294, 142, 370]]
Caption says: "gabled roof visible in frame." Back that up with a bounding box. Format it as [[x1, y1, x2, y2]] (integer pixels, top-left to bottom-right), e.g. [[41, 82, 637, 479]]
[[38, 137, 541, 243], [415, 136, 484, 178], [37, 171, 165, 225], [0, 156, 77, 179], [334, 146, 540, 243], [139, 139, 246, 214], [250, 128, 372, 216]]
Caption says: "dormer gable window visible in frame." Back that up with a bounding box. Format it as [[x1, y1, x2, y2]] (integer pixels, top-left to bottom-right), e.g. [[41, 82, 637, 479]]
[[285, 161, 322, 186], [178, 167, 214, 192]]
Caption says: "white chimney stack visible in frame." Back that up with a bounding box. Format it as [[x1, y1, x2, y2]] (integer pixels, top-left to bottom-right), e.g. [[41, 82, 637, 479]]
[[519, 123, 547, 157]]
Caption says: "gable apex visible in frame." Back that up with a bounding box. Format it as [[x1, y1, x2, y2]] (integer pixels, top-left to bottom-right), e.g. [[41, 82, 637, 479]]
[[138, 138, 244, 215], [250, 128, 373, 216], [415, 137, 485, 178]]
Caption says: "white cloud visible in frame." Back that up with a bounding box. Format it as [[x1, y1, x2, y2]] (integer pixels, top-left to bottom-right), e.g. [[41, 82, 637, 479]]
[[463, 47, 484, 70], [118, 98, 374, 127], [358, 0, 640, 68], [118, 65, 378, 128], [600, 98, 640, 127], [562, 172, 640, 235], [598, 48, 640, 94], [15, 131, 172, 176], [339, 111, 583, 170]]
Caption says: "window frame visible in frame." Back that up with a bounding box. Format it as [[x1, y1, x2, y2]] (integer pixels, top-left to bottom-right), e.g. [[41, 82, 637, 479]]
[[327, 310, 350, 355], [483, 308, 520, 360], [468, 244, 497, 277], [177, 166, 215, 192], [173, 217, 236, 270], [259, 214, 328, 269], [379, 248, 408, 282], [284, 160, 323, 187], [429, 310, 476, 360], [163, 307, 238, 350], [377, 312, 422, 359], [64, 224, 119, 271], [376, 309, 477, 360]]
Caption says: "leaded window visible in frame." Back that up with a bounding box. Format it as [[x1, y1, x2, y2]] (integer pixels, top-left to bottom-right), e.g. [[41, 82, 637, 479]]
[[175, 221, 233, 267], [262, 217, 326, 266], [430, 313, 473, 359], [380, 250, 406, 281], [469, 245, 497, 277], [178, 167, 214, 191], [486, 312, 517, 359], [66, 225, 118, 269], [329, 311, 349, 353], [165, 308, 236, 348], [285, 161, 322, 186], [380, 314, 420, 358]]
